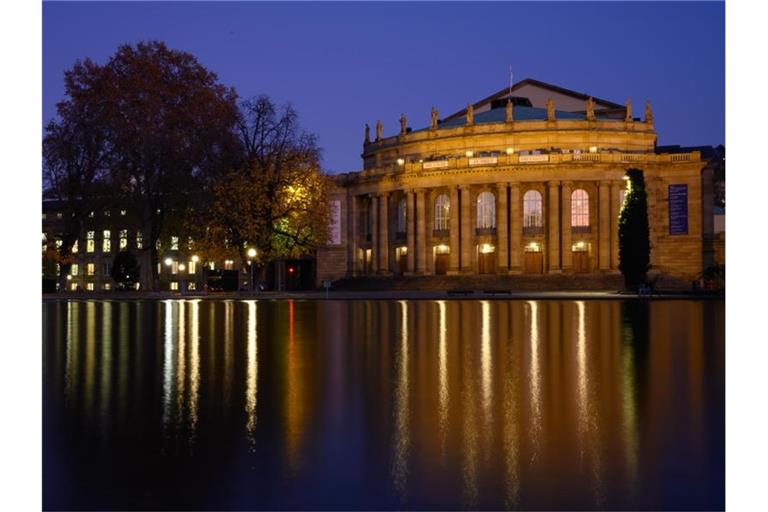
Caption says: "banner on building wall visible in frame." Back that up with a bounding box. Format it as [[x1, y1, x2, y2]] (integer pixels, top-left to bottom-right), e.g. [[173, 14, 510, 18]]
[[668, 184, 689, 235], [328, 200, 341, 245]]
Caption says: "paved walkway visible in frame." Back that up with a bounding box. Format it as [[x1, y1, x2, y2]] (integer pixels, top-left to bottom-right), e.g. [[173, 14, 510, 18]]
[[43, 289, 724, 301]]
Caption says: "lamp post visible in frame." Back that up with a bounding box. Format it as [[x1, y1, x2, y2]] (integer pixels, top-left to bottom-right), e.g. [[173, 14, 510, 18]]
[[179, 263, 186, 295], [191, 255, 199, 292], [247, 248, 257, 292], [164, 257, 173, 293]]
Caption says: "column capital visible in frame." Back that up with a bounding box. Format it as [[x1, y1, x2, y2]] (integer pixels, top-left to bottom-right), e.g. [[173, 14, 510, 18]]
[[599, 180, 612, 187], [547, 180, 560, 187], [561, 180, 574, 188]]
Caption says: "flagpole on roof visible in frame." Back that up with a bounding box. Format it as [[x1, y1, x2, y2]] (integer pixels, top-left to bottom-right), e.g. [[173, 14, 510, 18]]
[[509, 65, 513, 96]]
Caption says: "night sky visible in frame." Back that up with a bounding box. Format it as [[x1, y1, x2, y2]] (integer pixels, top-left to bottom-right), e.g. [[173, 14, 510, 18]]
[[43, 1, 724, 173]]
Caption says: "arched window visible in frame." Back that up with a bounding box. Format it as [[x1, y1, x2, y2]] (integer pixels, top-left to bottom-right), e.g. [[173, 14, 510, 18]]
[[523, 190, 543, 228], [571, 189, 590, 227], [396, 198, 407, 234], [476, 191, 496, 229], [434, 194, 450, 231]]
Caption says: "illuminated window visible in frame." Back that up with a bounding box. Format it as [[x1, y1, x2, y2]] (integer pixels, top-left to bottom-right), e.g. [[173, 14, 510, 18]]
[[104, 210, 110, 217], [188, 260, 196, 274], [187, 282, 196, 291], [396, 198, 407, 233], [71, 264, 79, 276], [102, 230, 111, 252], [55, 239, 62, 249], [571, 189, 590, 227], [171, 261, 178, 275], [119, 229, 128, 250], [87, 263, 95, 276], [103, 283, 111, 291], [209, 262, 215, 270], [71, 283, 78, 291], [55, 264, 60, 276], [476, 191, 496, 229], [120, 210, 126, 216], [86, 282, 94, 291], [42, 233, 47, 252], [187, 236, 194, 250], [157, 263, 161, 275], [224, 259, 234, 270], [88, 211, 94, 218], [155, 239, 162, 250], [72, 240, 78, 253], [434, 194, 450, 231], [136, 231, 143, 250], [56, 212, 62, 219], [86, 231, 95, 253], [171, 236, 179, 251], [523, 190, 544, 228], [170, 282, 179, 291]]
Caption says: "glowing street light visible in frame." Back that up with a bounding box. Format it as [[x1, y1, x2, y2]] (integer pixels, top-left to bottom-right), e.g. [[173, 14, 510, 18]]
[[247, 248, 257, 259], [191, 255, 199, 263], [164, 257, 173, 266]]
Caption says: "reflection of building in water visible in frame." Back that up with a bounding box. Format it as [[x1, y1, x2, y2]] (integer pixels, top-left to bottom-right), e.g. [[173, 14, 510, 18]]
[[437, 300, 448, 455], [284, 300, 309, 475], [392, 300, 410, 499], [526, 300, 542, 459]]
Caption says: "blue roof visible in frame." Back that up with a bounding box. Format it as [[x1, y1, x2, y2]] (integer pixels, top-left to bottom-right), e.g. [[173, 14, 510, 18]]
[[426, 105, 586, 131]]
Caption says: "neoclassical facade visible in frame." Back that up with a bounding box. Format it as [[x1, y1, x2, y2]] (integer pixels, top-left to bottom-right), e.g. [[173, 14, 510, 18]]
[[317, 79, 714, 283]]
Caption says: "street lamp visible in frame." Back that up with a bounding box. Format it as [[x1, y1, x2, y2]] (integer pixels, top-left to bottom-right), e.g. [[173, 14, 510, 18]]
[[246, 248, 257, 291], [164, 257, 173, 266]]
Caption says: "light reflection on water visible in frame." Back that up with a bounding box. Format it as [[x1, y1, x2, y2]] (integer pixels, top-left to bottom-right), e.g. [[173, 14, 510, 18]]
[[43, 299, 724, 510]]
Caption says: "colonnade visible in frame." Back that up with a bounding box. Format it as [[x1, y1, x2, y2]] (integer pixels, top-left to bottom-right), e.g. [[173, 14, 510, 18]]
[[349, 179, 627, 277]]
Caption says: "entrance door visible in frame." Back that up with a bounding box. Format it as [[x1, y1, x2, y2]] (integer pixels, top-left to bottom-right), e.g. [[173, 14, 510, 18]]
[[434, 253, 449, 275], [524, 251, 543, 274], [396, 247, 408, 275], [478, 251, 496, 274], [573, 251, 590, 273]]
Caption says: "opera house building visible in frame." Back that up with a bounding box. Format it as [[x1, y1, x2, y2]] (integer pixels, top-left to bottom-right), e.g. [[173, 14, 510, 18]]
[[317, 79, 716, 283]]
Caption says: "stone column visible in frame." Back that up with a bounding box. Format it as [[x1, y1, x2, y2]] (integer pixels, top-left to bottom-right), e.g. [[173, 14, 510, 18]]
[[416, 189, 427, 274], [560, 181, 572, 272], [547, 181, 561, 273], [509, 183, 522, 274], [598, 181, 611, 271], [350, 194, 359, 275], [448, 186, 460, 274], [611, 180, 622, 270], [496, 182, 509, 272], [379, 192, 390, 274], [406, 190, 416, 274], [370, 194, 379, 272], [460, 185, 472, 273]]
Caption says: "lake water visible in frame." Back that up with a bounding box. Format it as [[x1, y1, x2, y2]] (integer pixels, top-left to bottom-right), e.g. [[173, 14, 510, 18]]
[[43, 299, 724, 510]]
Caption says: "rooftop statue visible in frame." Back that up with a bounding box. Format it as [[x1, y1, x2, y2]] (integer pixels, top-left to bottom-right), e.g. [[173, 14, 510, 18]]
[[506, 99, 513, 122], [625, 99, 633, 122], [466, 104, 474, 125], [586, 97, 595, 121], [645, 100, 654, 124], [431, 107, 438, 129], [546, 98, 555, 121], [364, 123, 371, 144], [400, 113, 407, 135], [375, 120, 383, 141]]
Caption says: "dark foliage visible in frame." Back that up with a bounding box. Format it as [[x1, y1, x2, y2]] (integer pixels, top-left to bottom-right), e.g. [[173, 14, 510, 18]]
[[110, 250, 141, 287], [618, 168, 651, 290]]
